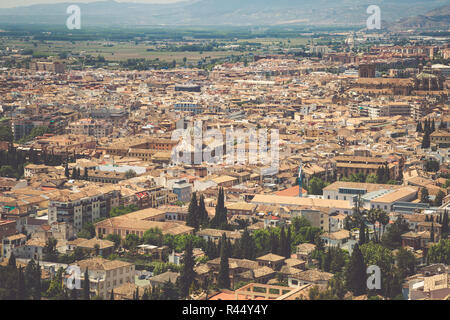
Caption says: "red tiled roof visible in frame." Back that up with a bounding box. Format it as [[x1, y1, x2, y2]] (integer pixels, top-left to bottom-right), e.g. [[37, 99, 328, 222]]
[[275, 185, 307, 197]]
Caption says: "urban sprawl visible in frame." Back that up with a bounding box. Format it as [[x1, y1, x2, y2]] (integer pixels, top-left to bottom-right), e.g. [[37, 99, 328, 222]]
[[0, 29, 449, 301]]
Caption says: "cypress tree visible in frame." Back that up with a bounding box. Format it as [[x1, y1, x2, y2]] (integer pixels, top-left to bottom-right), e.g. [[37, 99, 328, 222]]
[[434, 190, 445, 206], [416, 121, 423, 133], [377, 166, 384, 184], [424, 119, 430, 134], [34, 262, 41, 300], [83, 268, 90, 300], [217, 233, 230, 289], [83, 168, 89, 180], [286, 227, 292, 258], [65, 163, 70, 178], [17, 266, 26, 300], [110, 289, 114, 300], [186, 192, 199, 231], [421, 131, 430, 149], [279, 226, 286, 256], [240, 228, 256, 260], [322, 248, 332, 272], [8, 252, 16, 268], [179, 239, 196, 298], [211, 188, 227, 229], [430, 221, 435, 242], [346, 244, 366, 296], [431, 119, 435, 132], [227, 238, 233, 258], [442, 210, 449, 239], [270, 231, 279, 254], [359, 221, 366, 245], [198, 194, 209, 227]]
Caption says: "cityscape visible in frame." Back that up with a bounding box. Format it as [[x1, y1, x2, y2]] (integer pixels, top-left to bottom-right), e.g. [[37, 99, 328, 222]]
[[0, 0, 449, 304]]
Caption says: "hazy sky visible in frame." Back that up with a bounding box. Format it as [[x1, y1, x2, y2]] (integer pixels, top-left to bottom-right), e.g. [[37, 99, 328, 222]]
[[0, 0, 185, 9]]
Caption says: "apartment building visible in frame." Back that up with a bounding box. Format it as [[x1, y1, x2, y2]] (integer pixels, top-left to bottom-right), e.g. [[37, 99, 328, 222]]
[[334, 156, 396, 179], [431, 130, 450, 148], [171, 179, 192, 202], [30, 61, 65, 74], [48, 188, 121, 233], [2, 233, 27, 259], [74, 257, 135, 299], [174, 102, 203, 114], [66, 118, 113, 138], [368, 103, 411, 118], [95, 209, 194, 239], [0, 220, 16, 241]]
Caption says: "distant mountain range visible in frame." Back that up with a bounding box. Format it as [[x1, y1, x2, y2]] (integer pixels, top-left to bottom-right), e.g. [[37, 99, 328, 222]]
[[389, 4, 450, 31], [0, 0, 449, 28]]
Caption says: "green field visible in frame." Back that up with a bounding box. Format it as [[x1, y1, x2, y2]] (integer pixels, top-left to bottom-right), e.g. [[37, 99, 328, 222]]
[[2, 39, 271, 63]]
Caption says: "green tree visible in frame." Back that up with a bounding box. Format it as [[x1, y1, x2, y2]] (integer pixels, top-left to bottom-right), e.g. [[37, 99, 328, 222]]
[[83, 268, 90, 300], [427, 239, 450, 264], [434, 190, 445, 207], [240, 228, 256, 260], [0, 125, 13, 142], [160, 280, 179, 300], [416, 121, 423, 133], [77, 223, 96, 239], [46, 267, 65, 299], [125, 169, 137, 179], [396, 248, 417, 278], [198, 194, 209, 227], [217, 234, 230, 289], [345, 244, 366, 296], [64, 163, 70, 178], [381, 217, 410, 249], [123, 234, 140, 251], [441, 210, 449, 239], [367, 209, 380, 242], [17, 266, 26, 300], [359, 220, 366, 245], [186, 192, 199, 231], [420, 187, 429, 204], [365, 174, 378, 184], [279, 226, 286, 257], [43, 237, 58, 262], [178, 239, 196, 297], [106, 234, 121, 249], [211, 188, 228, 229], [25, 259, 41, 300], [308, 177, 326, 195], [421, 131, 430, 149], [143, 228, 163, 246]]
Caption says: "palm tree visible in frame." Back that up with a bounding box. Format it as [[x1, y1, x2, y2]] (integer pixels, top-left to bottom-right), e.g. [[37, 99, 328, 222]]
[[378, 210, 390, 239], [367, 209, 380, 242]]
